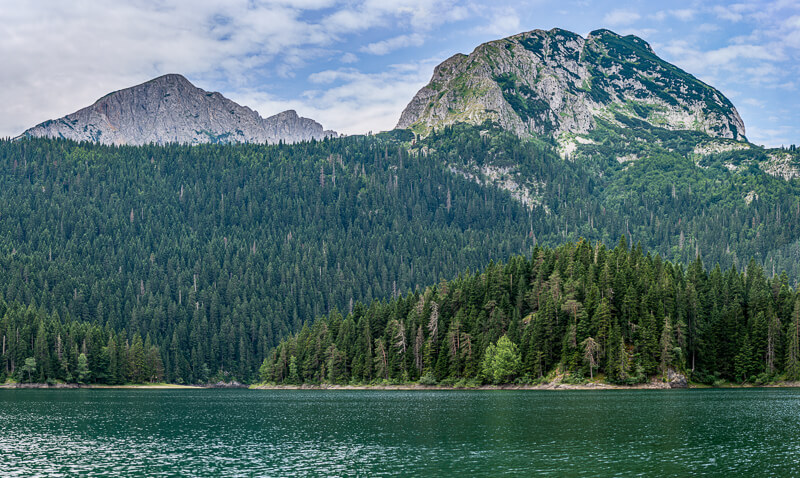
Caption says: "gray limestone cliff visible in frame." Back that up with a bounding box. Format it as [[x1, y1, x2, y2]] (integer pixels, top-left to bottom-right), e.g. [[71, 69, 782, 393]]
[[21, 74, 336, 145], [397, 28, 745, 141]]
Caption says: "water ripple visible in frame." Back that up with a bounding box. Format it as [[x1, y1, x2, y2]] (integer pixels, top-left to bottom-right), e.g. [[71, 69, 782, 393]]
[[1, 389, 799, 476]]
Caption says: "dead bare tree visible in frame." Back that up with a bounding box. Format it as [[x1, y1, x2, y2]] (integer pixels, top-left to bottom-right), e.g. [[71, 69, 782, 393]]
[[427, 301, 439, 340], [581, 337, 599, 379]]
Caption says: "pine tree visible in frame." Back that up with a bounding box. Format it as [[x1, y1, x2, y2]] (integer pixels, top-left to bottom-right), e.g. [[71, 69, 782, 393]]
[[659, 315, 675, 378], [77, 353, 90, 384]]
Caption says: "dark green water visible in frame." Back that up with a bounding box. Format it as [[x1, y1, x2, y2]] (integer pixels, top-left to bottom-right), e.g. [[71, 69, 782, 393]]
[[1, 389, 799, 476]]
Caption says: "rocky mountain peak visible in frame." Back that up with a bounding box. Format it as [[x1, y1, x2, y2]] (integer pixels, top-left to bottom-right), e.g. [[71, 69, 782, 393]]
[[397, 27, 745, 142], [21, 74, 335, 146]]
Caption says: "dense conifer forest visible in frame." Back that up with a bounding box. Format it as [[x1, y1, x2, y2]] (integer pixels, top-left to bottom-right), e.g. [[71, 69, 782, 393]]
[[0, 133, 535, 383], [261, 240, 800, 385], [1, 124, 800, 384]]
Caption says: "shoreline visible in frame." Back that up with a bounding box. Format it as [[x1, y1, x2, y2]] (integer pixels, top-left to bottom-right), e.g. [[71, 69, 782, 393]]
[[249, 380, 800, 391], [4, 381, 800, 391], [0, 383, 205, 390]]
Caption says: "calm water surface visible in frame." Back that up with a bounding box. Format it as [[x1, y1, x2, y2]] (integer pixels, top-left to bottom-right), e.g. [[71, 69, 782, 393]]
[[1, 388, 799, 476]]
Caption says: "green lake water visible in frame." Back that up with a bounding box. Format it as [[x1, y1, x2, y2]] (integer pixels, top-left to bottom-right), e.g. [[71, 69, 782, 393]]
[[1, 388, 799, 476]]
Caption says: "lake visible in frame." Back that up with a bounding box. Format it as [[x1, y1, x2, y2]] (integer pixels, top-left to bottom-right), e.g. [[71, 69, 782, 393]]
[[1, 388, 798, 476]]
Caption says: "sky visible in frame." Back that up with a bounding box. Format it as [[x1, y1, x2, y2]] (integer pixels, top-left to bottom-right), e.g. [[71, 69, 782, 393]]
[[2, 0, 799, 147]]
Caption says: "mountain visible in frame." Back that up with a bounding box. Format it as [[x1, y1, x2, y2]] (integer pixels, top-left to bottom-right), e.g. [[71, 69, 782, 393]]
[[397, 28, 745, 142], [3, 28, 800, 386], [20, 74, 336, 145]]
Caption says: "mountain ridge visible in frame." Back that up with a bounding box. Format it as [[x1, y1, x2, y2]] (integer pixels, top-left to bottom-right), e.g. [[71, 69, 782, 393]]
[[20, 74, 336, 146], [397, 28, 745, 142]]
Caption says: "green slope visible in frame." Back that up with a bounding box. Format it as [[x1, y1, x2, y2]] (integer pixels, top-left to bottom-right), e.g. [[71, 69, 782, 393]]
[[0, 134, 536, 383], [2, 122, 800, 384]]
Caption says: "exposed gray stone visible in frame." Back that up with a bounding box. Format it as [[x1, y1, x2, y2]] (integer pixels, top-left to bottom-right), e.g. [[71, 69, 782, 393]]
[[397, 28, 746, 141], [20, 74, 336, 146], [668, 370, 688, 388]]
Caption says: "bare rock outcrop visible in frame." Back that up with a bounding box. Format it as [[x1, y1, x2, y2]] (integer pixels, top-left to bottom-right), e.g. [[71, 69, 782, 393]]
[[398, 28, 745, 141], [21, 74, 336, 146]]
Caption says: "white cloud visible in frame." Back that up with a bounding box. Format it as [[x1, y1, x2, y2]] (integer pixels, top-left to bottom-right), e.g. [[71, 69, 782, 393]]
[[302, 60, 440, 134], [712, 5, 741, 22], [650, 11, 667, 22], [745, 125, 798, 147], [651, 9, 696, 22], [340, 52, 359, 63], [711, 3, 757, 22], [613, 28, 659, 39], [663, 41, 784, 74], [230, 57, 439, 136], [671, 9, 696, 21], [473, 6, 521, 36], [361, 33, 426, 55], [697, 23, 721, 32], [786, 15, 800, 29], [741, 98, 766, 107], [322, 0, 468, 34], [603, 9, 641, 27], [781, 15, 800, 48], [706, 44, 783, 64]]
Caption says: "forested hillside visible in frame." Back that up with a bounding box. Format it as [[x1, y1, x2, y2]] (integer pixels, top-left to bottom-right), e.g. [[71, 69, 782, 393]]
[[0, 134, 536, 383], [2, 122, 800, 384], [261, 240, 800, 385], [421, 123, 800, 276], [0, 302, 162, 384]]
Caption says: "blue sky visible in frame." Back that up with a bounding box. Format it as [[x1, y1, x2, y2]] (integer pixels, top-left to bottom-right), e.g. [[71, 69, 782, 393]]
[[2, 0, 799, 146]]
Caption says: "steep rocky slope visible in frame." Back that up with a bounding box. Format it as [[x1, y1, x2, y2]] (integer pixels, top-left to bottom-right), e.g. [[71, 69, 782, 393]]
[[21, 74, 336, 145], [397, 28, 745, 141]]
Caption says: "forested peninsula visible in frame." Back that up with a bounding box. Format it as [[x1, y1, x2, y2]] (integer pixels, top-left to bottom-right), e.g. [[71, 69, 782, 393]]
[[260, 240, 800, 387]]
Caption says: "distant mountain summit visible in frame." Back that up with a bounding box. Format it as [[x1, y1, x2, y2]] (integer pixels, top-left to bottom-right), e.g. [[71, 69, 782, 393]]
[[397, 28, 745, 141], [21, 74, 336, 145]]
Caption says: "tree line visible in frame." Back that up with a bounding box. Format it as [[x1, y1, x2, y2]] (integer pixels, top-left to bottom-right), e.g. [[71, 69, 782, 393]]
[[0, 301, 164, 384]]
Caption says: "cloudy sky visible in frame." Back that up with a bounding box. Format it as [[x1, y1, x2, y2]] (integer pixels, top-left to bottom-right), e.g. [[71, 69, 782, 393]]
[[2, 0, 799, 146]]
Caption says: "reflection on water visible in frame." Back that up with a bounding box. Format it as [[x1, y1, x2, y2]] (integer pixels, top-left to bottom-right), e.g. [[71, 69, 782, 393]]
[[1, 389, 799, 476]]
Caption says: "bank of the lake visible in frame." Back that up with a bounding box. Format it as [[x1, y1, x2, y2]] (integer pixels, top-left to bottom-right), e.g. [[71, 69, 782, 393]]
[[0, 382, 204, 389], [251, 381, 671, 390], [5, 379, 800, 391], [251, 379, 800, 391], [0, 380, 250, 389]]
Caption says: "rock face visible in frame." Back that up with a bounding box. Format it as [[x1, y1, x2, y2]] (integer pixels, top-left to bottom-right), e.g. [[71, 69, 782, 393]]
[[21, 74, 336, 145], [668, 370, 688, 388], [208, 381, 247, 389], [397, 28, 745, 141]]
